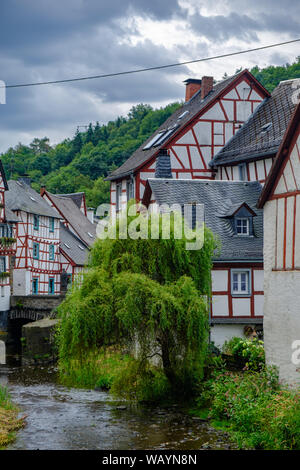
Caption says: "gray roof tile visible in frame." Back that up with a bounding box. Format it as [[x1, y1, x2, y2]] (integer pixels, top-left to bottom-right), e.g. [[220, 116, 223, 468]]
[[6, 180, 61, 218], [60, 223, 89, 266], [210, 79, 298, 167], [145, 179, 263, 261]]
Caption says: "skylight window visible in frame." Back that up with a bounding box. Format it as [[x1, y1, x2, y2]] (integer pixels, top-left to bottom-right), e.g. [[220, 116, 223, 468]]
[[153, 124, 179, 147], [143, 132, 166, 150], [87, 232, 94, 238], [260, 122, 272, 134], [64, 243, 70, 249], [30, 196, 36, 201], [78, 245, 84, 251], [177, 111, 189, 120]]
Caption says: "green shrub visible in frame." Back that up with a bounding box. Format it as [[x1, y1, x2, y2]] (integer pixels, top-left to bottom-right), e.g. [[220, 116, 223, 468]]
[[223, 337, 265, 370], [198, 367, 300, 450]]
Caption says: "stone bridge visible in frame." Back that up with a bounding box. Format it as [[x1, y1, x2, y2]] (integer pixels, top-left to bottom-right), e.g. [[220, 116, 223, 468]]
[[9, 295, 65, 322]]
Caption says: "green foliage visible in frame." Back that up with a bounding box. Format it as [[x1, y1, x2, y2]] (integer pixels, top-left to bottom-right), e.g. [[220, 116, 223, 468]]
[[223, 337, 265, 371], [250, 57, 300, 92], [1, 102, 180, 207], [59, 348, 134, 390], [57, 210, 216, 398], [197, 367, 300, 450]]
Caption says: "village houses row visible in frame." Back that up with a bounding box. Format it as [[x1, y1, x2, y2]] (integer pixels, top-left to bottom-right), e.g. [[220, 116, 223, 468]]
[[0, 69, 299, 384], [0, 173, 96, 331]]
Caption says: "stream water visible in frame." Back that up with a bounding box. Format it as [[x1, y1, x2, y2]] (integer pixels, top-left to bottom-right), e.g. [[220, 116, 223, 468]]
[[0, 360, 235, 451]]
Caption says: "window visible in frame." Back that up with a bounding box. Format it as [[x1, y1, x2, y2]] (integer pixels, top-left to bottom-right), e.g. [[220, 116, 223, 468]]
[[32, 278, 39, 295], [238, 163, 246, 181], [116, 184, 121, 212], [33, 215, 39, 231], [0, 257, 5, 273], [0, 224, 12, 237], [48, 278, 55, 295], [33, 243, 39, 260], [231, 270, 251, 295], [49, 217, 55, 233], [143, 131, 166, 150], [49, 244, 55, 261], [126, 180, 134, 201], [236, 217, 249, 236], [1, 286, 4, 298]]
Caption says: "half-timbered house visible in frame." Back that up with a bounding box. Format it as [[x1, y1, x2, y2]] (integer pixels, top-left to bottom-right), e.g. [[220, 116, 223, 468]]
[[143, 177, 264, 347], [0, 162, 18, 330], [41, 190, 95, 284], [107, 70, 269, 215], [210, 79, 298, 185], [257, 102, 300, 386], [5, 178, 61, 296]]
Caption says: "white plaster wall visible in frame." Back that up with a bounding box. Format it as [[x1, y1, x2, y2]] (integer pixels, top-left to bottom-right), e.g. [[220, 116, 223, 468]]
[[263, 200, 300, 387], [13, 270, 31, 295], [0, 285, 10, 311], [210, 324, 246, 348]]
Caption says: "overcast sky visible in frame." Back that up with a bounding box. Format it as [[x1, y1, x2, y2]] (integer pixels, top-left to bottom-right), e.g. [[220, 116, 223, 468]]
[[0, 0, 299, 153]]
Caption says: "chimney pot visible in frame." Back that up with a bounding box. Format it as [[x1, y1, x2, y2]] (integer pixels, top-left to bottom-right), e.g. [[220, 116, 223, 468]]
[[201, 76, 213, 99], [184, 78, 202, 102], [19, 174, 31, 186]]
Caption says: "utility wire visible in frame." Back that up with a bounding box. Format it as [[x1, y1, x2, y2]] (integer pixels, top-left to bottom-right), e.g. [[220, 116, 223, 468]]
[[2, 38, 300, 89]]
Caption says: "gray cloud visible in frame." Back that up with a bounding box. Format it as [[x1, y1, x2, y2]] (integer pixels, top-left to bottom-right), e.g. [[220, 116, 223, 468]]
[[0, 0, 298, 153]]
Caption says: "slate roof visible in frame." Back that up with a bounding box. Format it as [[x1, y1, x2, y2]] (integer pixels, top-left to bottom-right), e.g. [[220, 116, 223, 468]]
[[60, 223, 89, 266], [6, 180, 61, 218], [44, 191, 96, 248], [210, 79, 298, 167], [107, 70, 269, 181], [143, 179, 263, 262], [258, 102, 300, 208], [56, 192, 85, 210]]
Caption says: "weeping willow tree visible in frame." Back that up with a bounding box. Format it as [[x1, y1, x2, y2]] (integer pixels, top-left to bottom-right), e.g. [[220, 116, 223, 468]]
[[57, 206, 217, 393]]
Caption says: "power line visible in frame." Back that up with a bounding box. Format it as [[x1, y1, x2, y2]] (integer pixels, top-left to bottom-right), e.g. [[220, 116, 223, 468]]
[[2, 38, 300, 89]]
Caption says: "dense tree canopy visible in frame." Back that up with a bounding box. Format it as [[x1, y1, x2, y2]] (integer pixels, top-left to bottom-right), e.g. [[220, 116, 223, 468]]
[[1, 58, 299, 207]]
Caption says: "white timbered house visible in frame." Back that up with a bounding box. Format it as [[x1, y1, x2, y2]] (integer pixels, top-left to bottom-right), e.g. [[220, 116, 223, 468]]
[[0, 162, 18, 330], [107, 70, 269, 215], [257, 103, 300, 386], [143, 177, 264, 347], [41, 190, 96, 285], [5, 178, 61, 296], [210, 79, 298, 185]]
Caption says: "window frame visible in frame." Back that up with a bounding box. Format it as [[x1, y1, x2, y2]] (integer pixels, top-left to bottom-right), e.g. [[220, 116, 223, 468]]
[[0, 256, 6, 273], [231, 269, 251, 296], [235, 217, 250, 236], [49, 244, 55, 261], [48, 277, 55, 295], [49, 217, 55, 233], [32, 277, 39, 295], [116, 183, 122, 212], [33, 214, 39, 231], [33, 242, 40, 260]]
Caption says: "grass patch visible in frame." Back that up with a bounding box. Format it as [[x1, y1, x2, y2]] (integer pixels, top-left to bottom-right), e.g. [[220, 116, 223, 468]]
[[58, 347, 134, 390], [0, 385, 25, 448]]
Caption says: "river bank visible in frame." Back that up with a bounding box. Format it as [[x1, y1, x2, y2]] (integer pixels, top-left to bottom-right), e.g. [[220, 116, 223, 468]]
[[0, 383, 25, 448]]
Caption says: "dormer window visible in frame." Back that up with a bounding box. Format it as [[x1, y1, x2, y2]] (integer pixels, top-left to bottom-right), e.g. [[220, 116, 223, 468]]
[[236, 217, 250, 236]]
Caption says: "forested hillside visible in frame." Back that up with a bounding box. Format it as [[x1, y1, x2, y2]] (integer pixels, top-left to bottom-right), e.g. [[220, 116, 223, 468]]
[[1, 58, 299, 207]]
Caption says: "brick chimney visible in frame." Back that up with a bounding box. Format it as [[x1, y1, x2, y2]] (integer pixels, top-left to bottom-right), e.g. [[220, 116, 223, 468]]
[[19, 174, 31, 186], [201, 76, 213, 99], [184, 79, 202, 102], [40, 185, 46, 196]]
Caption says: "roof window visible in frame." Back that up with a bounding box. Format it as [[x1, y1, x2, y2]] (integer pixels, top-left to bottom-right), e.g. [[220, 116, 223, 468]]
[[260, 122, 272, 134]]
